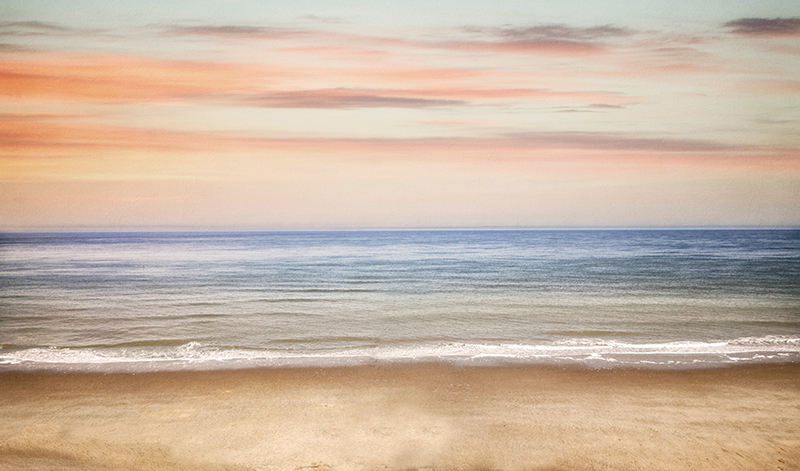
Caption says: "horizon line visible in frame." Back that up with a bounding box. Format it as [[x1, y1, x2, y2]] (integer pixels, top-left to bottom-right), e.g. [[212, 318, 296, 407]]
[[2, 225, 799, 233]]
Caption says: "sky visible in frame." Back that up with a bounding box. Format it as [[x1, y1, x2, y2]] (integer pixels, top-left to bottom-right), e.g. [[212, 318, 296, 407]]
[[1, 1, 799, 229]]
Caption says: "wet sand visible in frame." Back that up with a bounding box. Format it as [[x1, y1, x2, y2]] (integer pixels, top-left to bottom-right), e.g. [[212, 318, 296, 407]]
[[1, 363, 799, 471]]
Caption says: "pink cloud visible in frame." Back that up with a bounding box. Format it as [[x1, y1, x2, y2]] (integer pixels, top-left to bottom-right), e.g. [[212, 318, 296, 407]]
[[431, 24, 634, 55], [4, 114, 797, 179]]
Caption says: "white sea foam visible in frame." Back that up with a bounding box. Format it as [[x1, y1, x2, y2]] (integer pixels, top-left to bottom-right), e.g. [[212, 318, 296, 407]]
[[1, 336, 799, 373]]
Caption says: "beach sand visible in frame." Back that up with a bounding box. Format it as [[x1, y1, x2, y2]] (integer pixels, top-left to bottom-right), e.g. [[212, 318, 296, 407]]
[[1, 364, 798, 471]]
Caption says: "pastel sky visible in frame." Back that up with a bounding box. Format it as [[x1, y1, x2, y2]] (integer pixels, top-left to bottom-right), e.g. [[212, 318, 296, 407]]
[[1, 1, 799, 229]]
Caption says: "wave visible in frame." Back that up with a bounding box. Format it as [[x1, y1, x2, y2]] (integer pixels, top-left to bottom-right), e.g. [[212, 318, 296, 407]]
[[2, 336, 799, 373]]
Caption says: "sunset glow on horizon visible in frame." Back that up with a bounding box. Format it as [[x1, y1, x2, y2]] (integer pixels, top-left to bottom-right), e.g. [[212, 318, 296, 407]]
[[2, 1, 799, 229]]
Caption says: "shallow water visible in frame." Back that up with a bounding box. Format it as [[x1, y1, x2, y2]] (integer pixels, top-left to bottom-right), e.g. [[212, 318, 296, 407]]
[[1, 229, 798, 371]]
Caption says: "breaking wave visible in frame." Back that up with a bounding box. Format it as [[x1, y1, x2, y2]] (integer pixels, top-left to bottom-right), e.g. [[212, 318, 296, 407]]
[[1, 335, 799, 373]]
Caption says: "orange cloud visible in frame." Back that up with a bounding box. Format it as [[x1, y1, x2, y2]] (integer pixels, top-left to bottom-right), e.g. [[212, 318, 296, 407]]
[[0, 53, 273, 103], [0, 114, 224, 152], [1, 50, 633, 109]]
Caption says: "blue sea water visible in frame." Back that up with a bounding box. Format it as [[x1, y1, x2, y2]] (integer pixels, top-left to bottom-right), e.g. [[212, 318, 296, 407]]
[[1, 229, 799, 371]]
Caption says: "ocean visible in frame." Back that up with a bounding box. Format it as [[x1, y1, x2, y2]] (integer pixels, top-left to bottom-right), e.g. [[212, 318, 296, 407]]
[[1, 229, 798, 372]]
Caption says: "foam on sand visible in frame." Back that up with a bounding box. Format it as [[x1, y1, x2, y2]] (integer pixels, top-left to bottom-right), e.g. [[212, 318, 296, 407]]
[[2, 335, 798, 372]]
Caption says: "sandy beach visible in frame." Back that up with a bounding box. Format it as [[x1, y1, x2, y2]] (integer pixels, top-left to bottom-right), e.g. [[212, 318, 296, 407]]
[[1, 363, 799, 471]]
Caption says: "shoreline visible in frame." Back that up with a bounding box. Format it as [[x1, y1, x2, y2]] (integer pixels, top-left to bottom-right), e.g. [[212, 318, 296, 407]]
[[3, 335, 798, 373], [2, 363, 799, 470]]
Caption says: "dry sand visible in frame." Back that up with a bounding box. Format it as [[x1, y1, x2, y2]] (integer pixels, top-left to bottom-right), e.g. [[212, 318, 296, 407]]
[[1, 363, 799, 471]]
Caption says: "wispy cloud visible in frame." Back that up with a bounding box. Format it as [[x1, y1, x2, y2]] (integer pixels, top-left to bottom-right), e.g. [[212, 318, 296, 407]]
[[0, 21, 75, 35], [409, 87, 628, 102], [589, 103, 625, 109], [505, 132, 744, 152], [479, 24, 634, 41], [167, 24, 304, 39], [0, 50, 632, 109], [2, 113, 755, 156], [0, 115, 222, 152], [736, 79, 800, 94], [239, 89, 464, 108], [442, 23, 635, 55], [0, 43, 31, 52], [0, 54, 272, 103], [163, 21, 634, 55], [237, 87, 630, 109], [724, 18, 800, 37], [300, 15, 348, 25]]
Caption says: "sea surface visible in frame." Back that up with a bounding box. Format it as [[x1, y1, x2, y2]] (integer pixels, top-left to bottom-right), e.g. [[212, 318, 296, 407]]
[[1, 229, 799, 371]]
